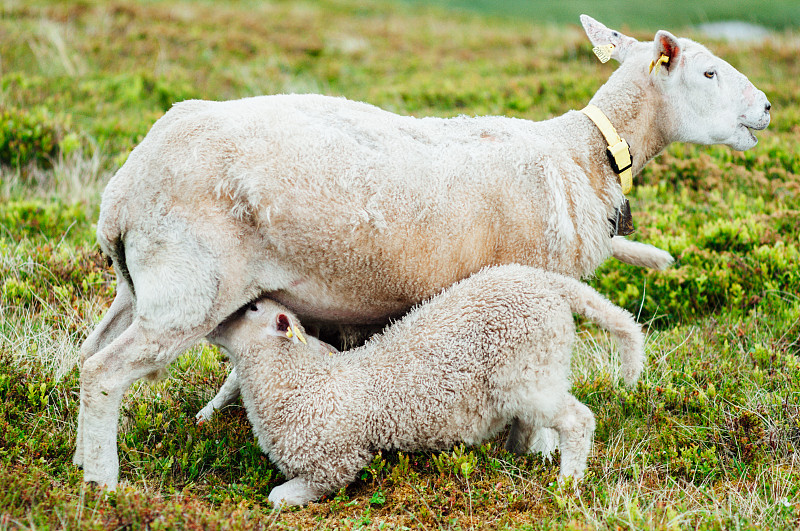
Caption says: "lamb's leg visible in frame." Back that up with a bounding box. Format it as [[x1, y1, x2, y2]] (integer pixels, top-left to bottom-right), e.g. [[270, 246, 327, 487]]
[[552, 394, 596, 480], [196, 367, 240, 423], [74, 282, 134, 468], [505, 418, 559, 460], [268, 477, 327, 508], [269, 451, 369, 508], [268, 441, 372, 508]]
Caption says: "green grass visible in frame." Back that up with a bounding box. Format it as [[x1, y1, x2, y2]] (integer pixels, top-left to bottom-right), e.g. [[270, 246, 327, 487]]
[[1, 0, 799, 528]]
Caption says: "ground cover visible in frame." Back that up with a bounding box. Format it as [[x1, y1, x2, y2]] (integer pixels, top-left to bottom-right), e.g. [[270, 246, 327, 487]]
[[1, 0, 798, 528]]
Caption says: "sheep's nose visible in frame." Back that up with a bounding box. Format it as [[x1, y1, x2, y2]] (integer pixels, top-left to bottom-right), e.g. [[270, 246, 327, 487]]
[[765, 101, 771, 112]]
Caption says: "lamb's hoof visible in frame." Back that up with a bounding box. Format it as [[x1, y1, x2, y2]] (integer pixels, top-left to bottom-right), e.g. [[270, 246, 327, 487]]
[[268, 478, 320, 508], [195, 409, 212, 424]]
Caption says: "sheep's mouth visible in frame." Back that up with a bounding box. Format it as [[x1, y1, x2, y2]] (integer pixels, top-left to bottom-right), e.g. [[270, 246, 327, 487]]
[[739, 121, 768, 143], [741, 124, 757, 143], [746, 122, 769, 132], [740, 116, 770, 133]]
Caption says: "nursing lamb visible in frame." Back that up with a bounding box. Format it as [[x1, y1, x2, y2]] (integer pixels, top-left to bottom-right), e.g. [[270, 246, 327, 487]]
[[209, 265, 644, 507], [74, 15, 770, 488]]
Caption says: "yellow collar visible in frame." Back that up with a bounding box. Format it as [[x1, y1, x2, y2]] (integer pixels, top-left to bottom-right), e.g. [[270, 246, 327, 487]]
[[581, 104, 633, 194]]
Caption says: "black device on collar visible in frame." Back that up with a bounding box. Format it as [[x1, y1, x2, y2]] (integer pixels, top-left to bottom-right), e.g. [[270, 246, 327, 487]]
[[609, 198, 635, 237]]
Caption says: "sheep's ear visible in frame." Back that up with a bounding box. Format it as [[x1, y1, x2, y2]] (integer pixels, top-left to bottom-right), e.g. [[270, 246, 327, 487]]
[[266, 311, 307, 344], [580, 14, 637, 63], [650, 30, 682, 76]]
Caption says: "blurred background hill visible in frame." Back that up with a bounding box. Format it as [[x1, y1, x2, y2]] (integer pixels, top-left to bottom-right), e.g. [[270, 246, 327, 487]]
[[399, 0, 800, 31]]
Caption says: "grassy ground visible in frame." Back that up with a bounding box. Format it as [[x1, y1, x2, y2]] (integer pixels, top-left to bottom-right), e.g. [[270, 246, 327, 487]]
[[1, 0, 799, 529]]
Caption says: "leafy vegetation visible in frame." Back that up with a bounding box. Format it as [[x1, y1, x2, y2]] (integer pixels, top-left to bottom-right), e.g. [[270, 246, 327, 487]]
[[1, 0, 798, 528]]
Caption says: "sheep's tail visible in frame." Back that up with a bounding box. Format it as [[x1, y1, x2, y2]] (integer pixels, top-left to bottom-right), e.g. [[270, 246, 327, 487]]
[[96, 199, 135, 297], [611, 236, 674, 270], [554, 274, 645, 386]]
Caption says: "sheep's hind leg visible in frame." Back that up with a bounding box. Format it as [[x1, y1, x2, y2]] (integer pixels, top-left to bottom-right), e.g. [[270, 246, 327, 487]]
[[79, 319, 207, 488], [74, 281, 134, 469], [78, 221, 248, 488]]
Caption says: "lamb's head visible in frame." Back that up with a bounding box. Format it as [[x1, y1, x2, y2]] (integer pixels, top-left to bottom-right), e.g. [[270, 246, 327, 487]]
[[208, 298, 332, 359], [580, 14, 771, 151]]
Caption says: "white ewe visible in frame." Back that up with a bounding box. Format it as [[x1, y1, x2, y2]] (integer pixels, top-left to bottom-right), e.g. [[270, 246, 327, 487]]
[[209, 264, 645, 507], [74, 15, 770, 488]]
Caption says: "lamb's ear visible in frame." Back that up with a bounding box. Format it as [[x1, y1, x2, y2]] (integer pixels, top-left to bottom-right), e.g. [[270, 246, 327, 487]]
[[266, 311, 307, 344], [650, 30, 682, 76], [580, 14, 637, 63]]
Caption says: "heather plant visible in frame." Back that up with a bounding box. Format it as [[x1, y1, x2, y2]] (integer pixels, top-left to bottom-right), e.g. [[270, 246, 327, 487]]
[[0, 0, 798, 528]]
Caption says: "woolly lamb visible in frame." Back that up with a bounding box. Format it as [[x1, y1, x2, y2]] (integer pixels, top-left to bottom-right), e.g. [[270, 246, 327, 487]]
[[208, 265, 645, 507], [75, 14, 770, 488]]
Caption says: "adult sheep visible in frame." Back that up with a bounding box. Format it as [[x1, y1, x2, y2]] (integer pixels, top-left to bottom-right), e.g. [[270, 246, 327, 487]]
[[74, 15, 770, 488]]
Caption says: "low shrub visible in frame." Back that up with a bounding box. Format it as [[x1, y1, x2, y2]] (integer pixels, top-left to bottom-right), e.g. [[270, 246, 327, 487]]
[[0, 105, 74, 169]]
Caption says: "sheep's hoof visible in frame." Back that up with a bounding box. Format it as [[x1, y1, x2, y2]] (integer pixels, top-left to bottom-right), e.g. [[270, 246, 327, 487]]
[[556, 473, 583, 488], [84, 479, 118, 493], [82, 471, 119, 491]]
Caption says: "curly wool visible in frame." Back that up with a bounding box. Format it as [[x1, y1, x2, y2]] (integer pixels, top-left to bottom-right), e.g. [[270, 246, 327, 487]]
[[210, 265, 645, 506]]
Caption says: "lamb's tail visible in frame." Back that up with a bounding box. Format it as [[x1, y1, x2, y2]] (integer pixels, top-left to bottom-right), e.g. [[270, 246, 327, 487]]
[[552, 274, 645, 386]]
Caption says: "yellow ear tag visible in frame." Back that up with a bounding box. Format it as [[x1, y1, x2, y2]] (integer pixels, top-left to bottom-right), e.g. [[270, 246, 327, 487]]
[[292, 326, 307, 345], [649, 53, 670, 75], [592, 44, 615, 64], [285, 328, 293, 339]]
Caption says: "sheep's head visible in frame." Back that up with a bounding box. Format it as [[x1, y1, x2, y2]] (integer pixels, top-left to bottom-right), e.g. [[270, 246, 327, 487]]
[[580, 14, 771, 151], [209, 298, 333, 358]]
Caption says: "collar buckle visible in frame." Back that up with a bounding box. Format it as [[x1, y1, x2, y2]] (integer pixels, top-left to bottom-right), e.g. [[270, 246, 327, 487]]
[[606, 140, 632, 174]]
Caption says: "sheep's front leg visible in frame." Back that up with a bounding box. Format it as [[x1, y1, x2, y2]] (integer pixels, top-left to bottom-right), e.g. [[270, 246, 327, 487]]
[[196, 368, 240, 423], [268, 477, 326, 508], [611, 236, 674, 270]]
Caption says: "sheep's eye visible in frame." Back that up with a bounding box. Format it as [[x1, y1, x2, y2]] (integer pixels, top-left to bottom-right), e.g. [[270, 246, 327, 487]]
[[704, 70, 716, 79], [248, 304, 258, 312]]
